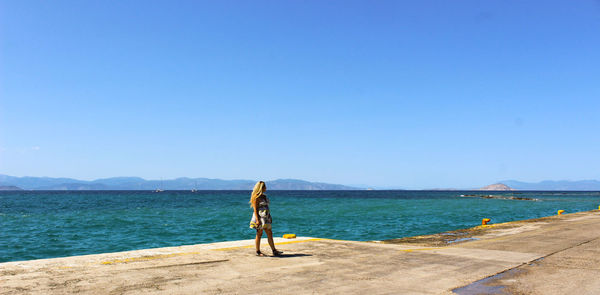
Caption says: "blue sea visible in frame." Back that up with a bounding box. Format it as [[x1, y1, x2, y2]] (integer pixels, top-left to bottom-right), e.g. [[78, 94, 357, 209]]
[[1, 190, 599, 263]]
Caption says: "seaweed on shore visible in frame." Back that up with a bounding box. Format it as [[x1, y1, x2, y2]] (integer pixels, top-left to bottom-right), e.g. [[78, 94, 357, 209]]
[[380, 213, 575, 247], [380, 226, 489, 247]]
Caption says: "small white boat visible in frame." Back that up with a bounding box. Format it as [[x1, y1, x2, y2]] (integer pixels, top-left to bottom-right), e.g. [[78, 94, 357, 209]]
[[155, 179, 164, 192]]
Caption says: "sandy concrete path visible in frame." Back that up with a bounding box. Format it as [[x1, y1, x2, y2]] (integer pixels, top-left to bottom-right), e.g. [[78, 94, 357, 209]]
[[2, 210, 599, 294]]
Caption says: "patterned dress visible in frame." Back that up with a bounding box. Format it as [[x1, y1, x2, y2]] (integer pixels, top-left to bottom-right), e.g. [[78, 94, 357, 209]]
[[250, 195, 272, 230]]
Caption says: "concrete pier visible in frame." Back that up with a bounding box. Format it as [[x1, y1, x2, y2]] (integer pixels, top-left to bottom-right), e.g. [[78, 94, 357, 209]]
[[2, 210, 600, 294]]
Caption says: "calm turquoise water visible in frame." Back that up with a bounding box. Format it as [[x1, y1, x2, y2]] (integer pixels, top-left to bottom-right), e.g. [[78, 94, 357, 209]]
[[1, 190, 600, 262]]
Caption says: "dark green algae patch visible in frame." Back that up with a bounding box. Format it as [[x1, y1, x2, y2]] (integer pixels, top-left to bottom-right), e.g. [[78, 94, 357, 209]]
[[378, 213, 578, 247], [380, 226, 489, 247]]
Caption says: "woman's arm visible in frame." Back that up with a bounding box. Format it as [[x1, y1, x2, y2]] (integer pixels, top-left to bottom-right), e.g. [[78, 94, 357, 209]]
[[252, 198, 261, 225]]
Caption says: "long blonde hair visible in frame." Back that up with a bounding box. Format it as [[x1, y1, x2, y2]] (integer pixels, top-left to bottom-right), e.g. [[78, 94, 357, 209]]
[[249, 181, 266, 208]]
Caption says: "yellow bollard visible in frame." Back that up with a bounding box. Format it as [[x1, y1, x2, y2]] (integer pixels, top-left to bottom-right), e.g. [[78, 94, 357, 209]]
[[283, 234, 296, 239], [482, 218, 491, 225], [557, 210, 565, 215]]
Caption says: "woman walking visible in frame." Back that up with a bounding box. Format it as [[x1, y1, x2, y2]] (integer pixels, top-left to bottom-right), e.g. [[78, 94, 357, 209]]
[[249, 181, 282, 256]]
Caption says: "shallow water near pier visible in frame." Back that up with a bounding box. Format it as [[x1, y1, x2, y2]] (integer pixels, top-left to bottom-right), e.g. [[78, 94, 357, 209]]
[[1, 190, 599, 262]]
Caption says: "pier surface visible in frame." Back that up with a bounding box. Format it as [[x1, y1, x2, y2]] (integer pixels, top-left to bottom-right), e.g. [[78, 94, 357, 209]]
[[2, 210, 600, 294]]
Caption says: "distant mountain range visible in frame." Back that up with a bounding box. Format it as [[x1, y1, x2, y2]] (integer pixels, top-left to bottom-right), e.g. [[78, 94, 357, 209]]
[[2, 174, 599, 191], [429, 180, 600, 191], [501, 180, 600, 191], [437, 180, 600, 191], [0, 174, 358, 190], [0, 185, 24, 191]]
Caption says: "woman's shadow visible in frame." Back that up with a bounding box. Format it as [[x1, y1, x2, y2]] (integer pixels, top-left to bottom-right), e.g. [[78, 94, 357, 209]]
[[274, 253, 312, 258]]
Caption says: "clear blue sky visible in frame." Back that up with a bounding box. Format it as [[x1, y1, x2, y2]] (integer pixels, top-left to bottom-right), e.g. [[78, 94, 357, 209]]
[[1, 1, 599, 189]]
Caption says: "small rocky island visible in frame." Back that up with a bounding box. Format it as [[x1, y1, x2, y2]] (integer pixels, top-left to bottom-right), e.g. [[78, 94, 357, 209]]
[[477, 183, 515, 191], [459, 183, 538, 201], [461, 182, 537, 201]]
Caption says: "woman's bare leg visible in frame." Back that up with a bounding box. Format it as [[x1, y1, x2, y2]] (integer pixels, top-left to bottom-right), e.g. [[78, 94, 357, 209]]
[[255, 229, 263, 253], [264, 228, 276, 252]]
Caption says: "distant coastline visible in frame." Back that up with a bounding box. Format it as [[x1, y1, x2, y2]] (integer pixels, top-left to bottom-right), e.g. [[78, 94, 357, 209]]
[[0, 175, 359, 191], [0, 185, 23, 191], [430, 180, 600, 191], [1, 174, 600, 191]]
